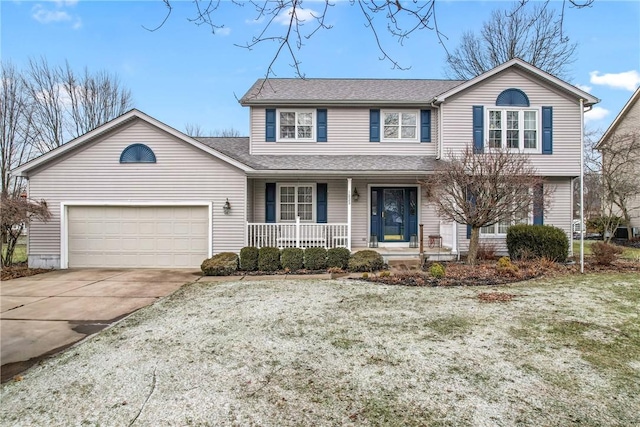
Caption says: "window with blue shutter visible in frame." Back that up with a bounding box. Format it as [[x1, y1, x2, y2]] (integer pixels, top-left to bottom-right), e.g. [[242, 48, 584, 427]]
[[542, 106, 553, 154], [370, 109, 380, 142], [316, 183, 327, 223], [420, 110, 431, 143], [265, 183, 276, 223], [265, 109, 276, 142], [120, 144, 156, 163], [472, 106, 484, 153], [317, 109, 327, 142]]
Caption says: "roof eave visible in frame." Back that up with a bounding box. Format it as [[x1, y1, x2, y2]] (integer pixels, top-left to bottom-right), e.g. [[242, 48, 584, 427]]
[[240, 99, 437, 107], [246, 169, 435, 176]]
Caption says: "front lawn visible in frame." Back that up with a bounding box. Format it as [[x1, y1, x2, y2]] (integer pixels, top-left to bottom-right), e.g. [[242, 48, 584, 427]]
[[2, 274, 639, 426]]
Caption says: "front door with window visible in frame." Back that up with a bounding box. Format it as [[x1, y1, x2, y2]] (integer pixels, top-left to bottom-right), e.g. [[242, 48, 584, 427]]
[[370, 187, 418, 243]]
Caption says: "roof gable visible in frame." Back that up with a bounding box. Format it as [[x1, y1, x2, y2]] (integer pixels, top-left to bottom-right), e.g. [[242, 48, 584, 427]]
[[434, 58, 599, 106], [597, 87, 640, 148], [11, 109, 253, 176]]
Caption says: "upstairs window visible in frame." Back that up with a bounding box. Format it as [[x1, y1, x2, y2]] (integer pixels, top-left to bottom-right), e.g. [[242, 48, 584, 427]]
[[120, 144, 156, 163], [278, 110, 315, 141], [382, 111, 418, 141], [487, 109, 539, 152]]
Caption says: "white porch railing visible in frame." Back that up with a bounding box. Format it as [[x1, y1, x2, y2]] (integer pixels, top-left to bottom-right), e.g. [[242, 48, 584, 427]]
[[248, 218, 350, 249]]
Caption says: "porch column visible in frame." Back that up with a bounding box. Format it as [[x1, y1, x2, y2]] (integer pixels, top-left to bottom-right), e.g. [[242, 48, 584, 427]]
[[347, 177, 352, 251], [451, 222, 458, 254]]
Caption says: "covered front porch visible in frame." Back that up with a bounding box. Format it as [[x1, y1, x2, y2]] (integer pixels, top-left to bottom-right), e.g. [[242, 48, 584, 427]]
[[245, 176, 459, 254]]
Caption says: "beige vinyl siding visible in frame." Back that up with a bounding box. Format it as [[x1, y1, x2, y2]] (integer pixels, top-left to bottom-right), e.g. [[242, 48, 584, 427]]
[[441, 68, 583, 176], [456, 177, 573, 254], [27, 119, 246, 266], [250, 107, 439, 156]]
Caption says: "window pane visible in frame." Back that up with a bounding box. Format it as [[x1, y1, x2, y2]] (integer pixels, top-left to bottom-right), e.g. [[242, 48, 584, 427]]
[[401, 113, 416, 126], [281, 187, 295, 203], [489, 111, 502, 148], [524, 111, 536, 129], [280, 204, 295, 221], [384, 113, 399, 126], [297, 186, 313, 203], [298, 126, 312, 138], [280, 112, 295, 125], [507, 111, 519, 129], [280, 126, 295, 138], [297, 112, 312, 125], [524, 130, 537, 148], [489, 130, 502, 148], [489, 111, 502, 129], [401, 126, 416, 139], [507, 130, 519, 149], [481, 224, 495, 235], [498, 219, 510, 234], [384, 126, 399, 139], [298, 204, 312, 221]]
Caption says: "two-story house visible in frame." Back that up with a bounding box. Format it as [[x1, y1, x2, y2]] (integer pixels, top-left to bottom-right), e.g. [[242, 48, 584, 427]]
[[13, 58, 599, 269]]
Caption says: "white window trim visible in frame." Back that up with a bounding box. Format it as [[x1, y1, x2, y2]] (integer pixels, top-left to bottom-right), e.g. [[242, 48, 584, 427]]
[[381, 110, 420, 143], [276, 109, 316, 142], [486, 107, 541, 153], [276, 183, 317, 223]]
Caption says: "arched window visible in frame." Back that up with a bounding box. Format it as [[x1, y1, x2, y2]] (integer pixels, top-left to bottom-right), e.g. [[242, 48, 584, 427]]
[[119, 144, 156, 163], [495, 88, 530, 107]]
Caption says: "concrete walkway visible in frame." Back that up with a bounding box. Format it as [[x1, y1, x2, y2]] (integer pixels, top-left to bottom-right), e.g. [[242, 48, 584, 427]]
[[1, 268, 200, 382]]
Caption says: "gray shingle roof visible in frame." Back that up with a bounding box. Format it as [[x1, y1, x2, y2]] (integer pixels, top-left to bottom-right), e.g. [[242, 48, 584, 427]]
[[239, 79, 464, 105], [195, 137, 438, 173]]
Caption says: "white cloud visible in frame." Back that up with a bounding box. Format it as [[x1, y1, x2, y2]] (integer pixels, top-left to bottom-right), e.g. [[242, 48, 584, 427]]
[[245, 16, 265, 25], [32, 5, 71, 23], [589, 70, 640, 91], [584, 106, 609, 124], [575, 84, 592, 93], [274, 7, 318, 25], [53, 0, 78, 6], [216, 27, 231, 36]]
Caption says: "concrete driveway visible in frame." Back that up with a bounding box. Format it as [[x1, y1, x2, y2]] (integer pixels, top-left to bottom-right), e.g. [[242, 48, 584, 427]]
[[1, 268, 200, 382]]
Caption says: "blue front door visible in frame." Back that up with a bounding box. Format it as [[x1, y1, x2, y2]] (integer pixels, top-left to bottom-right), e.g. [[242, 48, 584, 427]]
[[371, 187, 418, 242]]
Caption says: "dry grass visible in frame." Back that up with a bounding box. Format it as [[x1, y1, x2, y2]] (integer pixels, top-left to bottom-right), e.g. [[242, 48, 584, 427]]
[[1, 274, 639, 426]]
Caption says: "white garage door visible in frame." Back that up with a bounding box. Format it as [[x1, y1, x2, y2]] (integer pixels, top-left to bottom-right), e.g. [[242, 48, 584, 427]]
[[67, 206, 209, 268]]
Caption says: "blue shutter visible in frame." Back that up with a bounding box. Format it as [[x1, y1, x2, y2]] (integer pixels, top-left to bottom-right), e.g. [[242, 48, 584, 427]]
[[317, 183, 327, 223], [265, 109, 276, 142], [317, 109, 327, 142], [420, 110, 431, 143], [370, 109, 380, 142], [542, 106, 553, 154], [466, 188, 476, 239], [467, 224, 472, 239], [473, 106, 484, 153], [265, 183, 276, 223], [533, 184, 544, 225]]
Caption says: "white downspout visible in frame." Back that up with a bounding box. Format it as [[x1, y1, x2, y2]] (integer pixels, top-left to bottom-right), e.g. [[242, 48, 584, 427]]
[[347, 177, 352, 251], [431, 100, 443, 160], [580, 99, 585, 274]]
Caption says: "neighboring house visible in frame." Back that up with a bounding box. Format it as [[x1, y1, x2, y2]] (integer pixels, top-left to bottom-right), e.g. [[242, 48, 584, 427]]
[[12, 58, 599, 269], [596, 87, 640, 237]]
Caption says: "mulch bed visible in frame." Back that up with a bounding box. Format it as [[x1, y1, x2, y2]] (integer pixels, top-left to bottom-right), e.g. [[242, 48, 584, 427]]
[[1, 264, 53, 281], [356, 259, 640, 287]]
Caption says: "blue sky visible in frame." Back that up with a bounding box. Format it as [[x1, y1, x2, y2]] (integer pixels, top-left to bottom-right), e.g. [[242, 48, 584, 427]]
[[1, 0, 639, 136]]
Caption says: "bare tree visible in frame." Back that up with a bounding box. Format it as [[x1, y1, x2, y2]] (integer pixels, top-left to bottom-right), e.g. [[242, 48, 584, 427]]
[[24, 57, 133, 153], [150, 0, 592, 85], [421, 146, 549, 265], [185, 123, 205, 137], [212, 128, 242, 137], [1, 194, 51, 267], [445, 2, 578, 79], [1, 62, 36, 198], [596, 129, 640, 239]]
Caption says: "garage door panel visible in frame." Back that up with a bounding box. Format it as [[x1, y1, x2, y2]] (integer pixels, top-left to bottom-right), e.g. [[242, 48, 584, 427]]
[[68, 206, 209, 268]]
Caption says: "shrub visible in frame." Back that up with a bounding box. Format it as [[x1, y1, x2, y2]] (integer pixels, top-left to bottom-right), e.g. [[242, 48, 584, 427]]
[[348, 250, 384, 272], [591, 242, 623, 265], [380, 270, 391, 278], [428, 263, 445, 279], [496, 256, 519, 276], [258, 247, 281, 271], [201, 252, 238, 276], [477, 242, 497, 260], [327, 247, 351, 269], [239, 246, 259, 271], [506, 224, 569, 262], [304, 247, 328, 270], [280, 247, 304, 271]]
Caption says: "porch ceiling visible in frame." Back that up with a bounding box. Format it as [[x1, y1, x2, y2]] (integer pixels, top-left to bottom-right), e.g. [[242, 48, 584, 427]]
[[196, 137, 440, 174]]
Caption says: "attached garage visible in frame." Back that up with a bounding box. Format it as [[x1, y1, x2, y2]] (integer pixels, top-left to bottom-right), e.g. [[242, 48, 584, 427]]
[[64, 205, 211, 268]]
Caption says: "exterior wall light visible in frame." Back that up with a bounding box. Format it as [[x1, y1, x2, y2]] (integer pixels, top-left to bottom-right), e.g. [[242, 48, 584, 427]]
[[223, 198, 231, 215], [352, 187, 360, 202]]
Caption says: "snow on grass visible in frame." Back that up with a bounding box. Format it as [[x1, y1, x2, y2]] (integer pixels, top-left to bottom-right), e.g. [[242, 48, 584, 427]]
[[1, 274, 639, 426]]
